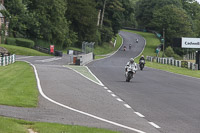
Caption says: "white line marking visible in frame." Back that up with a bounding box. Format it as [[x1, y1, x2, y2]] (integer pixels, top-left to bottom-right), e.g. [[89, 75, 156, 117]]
[[85, 66, 104, 86], [124, 104, 132, 109], [36, 57, 62, 63], [107, 90, 112, 93], [25, 61, 146, 133], [111, 94, 116, 97], [149, 122, 161, 129], [117, 98, 123, 102], [65, 66, 104, 87], [16, 56, 34, 59], [134, 112, 145, 118], [104, 87, 108, 90]]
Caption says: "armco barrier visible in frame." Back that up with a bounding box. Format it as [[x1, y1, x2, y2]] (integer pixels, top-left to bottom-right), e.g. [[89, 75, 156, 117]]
[[0, 54, 16, 66], [146, 56, 198, 70]]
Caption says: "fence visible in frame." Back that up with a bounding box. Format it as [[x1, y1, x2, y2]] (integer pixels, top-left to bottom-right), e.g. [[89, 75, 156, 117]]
[[82, 42, 95, 54], [0, 54, 16, 66], [146, 56, 198, 70]]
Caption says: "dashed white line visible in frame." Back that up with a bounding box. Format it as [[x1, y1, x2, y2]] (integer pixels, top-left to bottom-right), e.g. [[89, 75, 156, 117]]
[[111, 94, 116, 97], [134, 112, 145, 118], [117, 98, 123, 102], [124, 104, 132, 109], [149, 122, 161, 129], [104, 87, 108, 90], [107, 90, 112, 93]]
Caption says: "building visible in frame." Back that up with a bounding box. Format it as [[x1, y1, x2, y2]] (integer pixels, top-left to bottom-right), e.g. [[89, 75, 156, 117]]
[[0, 0, 8, 43]]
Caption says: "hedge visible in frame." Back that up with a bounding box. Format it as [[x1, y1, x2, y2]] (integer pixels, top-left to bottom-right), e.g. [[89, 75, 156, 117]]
[[6, 37, 17, 45], [16, 38, 35, 48]]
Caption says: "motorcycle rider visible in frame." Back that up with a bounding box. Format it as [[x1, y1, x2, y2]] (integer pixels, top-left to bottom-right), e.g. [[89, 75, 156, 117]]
[[139, 55, 145, 62], [129, 44, 132, 50], [139, 55, 145, 70], [125, 58, 137, 72]]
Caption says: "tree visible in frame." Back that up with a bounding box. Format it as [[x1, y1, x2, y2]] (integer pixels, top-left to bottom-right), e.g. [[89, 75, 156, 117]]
[[151, 5, 194, 46], [4, 0, 31, 37], [28, 0, 70, 47], [66, 0, 98, 46], [135, 0, 182, 29]]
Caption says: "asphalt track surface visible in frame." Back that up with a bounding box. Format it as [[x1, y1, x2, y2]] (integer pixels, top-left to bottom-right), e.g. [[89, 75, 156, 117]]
[[0, 55, 160, 132], [88, 31, 200, 133]]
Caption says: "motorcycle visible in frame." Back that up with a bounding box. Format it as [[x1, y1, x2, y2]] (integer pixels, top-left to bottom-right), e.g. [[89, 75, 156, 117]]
[[139, 60, 145, 70], [125, 65, 137, 82]]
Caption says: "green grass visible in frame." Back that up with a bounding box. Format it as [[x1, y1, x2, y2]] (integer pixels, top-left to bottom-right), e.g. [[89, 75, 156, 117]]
[[0, 44, 50, 56], [0, 116, 120, 133], [146, 61, 200, 78], [0, 61, 38, 107], [123, 29, 200, 78], [94, 34, 122, 56]]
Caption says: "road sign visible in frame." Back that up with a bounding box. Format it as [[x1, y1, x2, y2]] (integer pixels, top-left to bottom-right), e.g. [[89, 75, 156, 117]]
[[182, 37, 200, 48]]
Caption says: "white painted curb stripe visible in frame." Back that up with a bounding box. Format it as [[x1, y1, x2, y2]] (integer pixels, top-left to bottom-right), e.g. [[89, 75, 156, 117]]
[[149, 122, 161, 129], [26, 61, 146, 133], [134, 112, 145, 118]]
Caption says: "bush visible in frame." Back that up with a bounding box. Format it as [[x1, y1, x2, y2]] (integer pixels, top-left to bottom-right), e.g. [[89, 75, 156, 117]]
[[6, 37, 17, 45], [16, 38, 35, 48], [165, 46, 174, 57]]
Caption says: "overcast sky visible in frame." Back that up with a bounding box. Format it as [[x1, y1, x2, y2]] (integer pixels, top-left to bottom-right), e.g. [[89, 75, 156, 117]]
[[196, 0, 200, 4]]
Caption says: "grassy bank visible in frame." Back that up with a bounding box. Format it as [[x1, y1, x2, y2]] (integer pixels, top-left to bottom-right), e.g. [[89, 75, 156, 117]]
[[0, 116, 120, 133], [94, 34, 122, 59], [0, 61, 38, 107], [122, 29, 200, 78], [0, 44, 50, 56]]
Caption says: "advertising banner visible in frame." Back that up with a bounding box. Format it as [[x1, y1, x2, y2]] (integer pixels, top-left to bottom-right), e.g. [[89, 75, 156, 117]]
[[50, 45, 54, 53], [182, 37, 200, 48]]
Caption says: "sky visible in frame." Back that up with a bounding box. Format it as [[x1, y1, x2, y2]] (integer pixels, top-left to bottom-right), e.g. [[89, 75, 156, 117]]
[[196, 0, 200, 4]]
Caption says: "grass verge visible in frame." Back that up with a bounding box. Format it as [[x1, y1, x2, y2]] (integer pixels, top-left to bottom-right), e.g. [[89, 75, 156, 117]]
[[0, 61, 38, 107], [0, 44, 50, 56], [94, 34, 122, 56], [122, 29, 200, 78], [0, 116, 120, 133]]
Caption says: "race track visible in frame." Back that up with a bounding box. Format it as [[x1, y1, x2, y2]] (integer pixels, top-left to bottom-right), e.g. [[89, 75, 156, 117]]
[[88, 31, 200, 133]]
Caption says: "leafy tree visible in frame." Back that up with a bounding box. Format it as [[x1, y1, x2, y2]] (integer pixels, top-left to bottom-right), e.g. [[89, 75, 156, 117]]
[[150, 5, 194, 46], [4, 0, 31, 37], [66, 0, 98, 46], [28, 0, 70, 47], [135, 0, 182, 29]]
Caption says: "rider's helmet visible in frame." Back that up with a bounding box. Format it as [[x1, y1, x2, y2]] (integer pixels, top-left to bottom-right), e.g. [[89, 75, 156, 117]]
[[141, 55, 144, 58], [130, 58, 134, 63]]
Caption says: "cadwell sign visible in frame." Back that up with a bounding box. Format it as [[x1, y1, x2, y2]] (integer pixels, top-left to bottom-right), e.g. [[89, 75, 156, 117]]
[[182, 37, 200, 48]]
